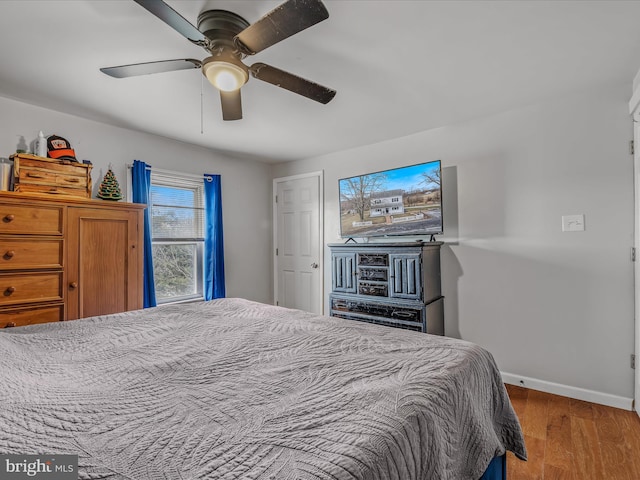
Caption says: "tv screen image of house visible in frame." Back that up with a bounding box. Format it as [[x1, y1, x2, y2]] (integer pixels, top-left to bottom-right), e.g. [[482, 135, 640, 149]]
[[339, 160, 442, 238]]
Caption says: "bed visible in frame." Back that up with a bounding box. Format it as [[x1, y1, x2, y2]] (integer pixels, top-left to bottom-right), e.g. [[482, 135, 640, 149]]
[[0, 298, 526, 479]]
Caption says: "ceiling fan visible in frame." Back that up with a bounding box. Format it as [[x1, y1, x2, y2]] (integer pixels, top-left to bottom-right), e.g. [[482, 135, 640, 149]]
[[101, 0, 336, 121]]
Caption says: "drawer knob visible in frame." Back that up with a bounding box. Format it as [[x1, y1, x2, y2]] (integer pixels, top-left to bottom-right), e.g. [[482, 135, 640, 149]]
[[4, 286, 15, 295], [3, 214, 14, 222], [4, 322, 16, 328], [69, 282, 78, 289], [3, 250, 14, 259]]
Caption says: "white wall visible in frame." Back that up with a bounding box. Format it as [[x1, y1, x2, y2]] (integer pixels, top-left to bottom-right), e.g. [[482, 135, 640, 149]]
[[0, 95, 273, 304], [273, 83, 635, 400]]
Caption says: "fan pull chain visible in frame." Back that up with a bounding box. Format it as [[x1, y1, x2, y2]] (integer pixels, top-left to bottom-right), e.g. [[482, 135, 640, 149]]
[[200, 73, 204, 134]]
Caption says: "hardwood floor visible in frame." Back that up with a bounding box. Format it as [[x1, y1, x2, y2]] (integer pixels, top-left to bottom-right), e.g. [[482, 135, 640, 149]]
[[505, 384, 640, 480]]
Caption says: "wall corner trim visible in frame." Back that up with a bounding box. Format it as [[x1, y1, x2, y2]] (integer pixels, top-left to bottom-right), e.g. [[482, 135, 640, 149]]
[[501, 371, 633, 411]]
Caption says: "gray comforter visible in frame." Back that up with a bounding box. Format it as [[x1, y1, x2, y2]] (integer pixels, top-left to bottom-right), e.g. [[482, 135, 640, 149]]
[[0, 298, 526, 479]]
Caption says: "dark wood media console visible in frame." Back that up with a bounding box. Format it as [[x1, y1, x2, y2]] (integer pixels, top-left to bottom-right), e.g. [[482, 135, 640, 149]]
[[329, 242, 444, 334]]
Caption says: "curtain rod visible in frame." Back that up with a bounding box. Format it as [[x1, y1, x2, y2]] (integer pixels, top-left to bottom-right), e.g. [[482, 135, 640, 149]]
[[126, 163, 220, 179]]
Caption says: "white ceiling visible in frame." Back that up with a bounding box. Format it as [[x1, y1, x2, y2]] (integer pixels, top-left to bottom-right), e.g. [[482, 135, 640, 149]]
[[1, 0, 640, 163]]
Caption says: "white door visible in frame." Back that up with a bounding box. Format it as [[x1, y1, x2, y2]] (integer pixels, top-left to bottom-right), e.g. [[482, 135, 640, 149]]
[[273, 172, 323, 314]]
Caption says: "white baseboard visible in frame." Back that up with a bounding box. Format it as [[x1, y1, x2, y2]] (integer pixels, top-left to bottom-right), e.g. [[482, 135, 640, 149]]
[[501, 371, 634, 411]]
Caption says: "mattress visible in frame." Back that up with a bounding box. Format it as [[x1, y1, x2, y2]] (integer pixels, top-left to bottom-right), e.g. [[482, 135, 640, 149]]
[[0, 298, 526, 479]]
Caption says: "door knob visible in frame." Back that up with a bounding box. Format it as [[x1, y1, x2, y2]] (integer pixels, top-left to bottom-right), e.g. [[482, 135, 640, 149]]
[[311, 263, 319, 269]]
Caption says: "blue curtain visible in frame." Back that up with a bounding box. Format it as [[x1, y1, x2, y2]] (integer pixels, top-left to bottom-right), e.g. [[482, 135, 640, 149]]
[[131, 160, 156, 308], [204, 174, 225, 300]]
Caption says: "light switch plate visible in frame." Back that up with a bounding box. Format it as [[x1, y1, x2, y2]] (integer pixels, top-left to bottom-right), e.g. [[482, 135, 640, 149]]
[[562, 214, 585, 232]]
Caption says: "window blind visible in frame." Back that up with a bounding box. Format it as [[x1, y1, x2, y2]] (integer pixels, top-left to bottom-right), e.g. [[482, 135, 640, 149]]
[[150, 180, 204, 240]]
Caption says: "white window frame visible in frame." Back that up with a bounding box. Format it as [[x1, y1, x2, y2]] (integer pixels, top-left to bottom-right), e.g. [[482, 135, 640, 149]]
[[150, 170, 205, 304]]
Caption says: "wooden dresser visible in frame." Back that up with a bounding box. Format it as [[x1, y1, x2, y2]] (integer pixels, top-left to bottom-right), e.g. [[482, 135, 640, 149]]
[[0, 192, 145, 328]]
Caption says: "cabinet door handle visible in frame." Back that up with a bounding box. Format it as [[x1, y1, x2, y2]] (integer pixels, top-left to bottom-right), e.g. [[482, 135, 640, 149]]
[[69, 282, 78, 289], [4, 250, 14, 259], [3, 214, 14, 222], [5, 286, 15, 295]]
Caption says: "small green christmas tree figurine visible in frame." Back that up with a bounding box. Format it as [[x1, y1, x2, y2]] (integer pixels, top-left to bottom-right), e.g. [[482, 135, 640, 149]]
[[97, 167, 123, 201]]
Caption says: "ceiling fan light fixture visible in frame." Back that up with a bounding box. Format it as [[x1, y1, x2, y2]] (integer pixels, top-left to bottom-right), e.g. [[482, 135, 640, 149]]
[[202, 56, 248, 92], [111, 0, 336, 120]]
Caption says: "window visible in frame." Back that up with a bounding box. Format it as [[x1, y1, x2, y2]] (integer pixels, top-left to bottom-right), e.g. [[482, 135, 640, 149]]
[[150, 171, 204, 303]]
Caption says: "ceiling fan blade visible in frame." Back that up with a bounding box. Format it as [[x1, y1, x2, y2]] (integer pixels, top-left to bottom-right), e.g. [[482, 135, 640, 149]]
[[133, 0, 206, 44], [235, 0, 329, 55], [250, 63, 336, 104], [100, 59, 201, 78], [220, 90, 242, 121]]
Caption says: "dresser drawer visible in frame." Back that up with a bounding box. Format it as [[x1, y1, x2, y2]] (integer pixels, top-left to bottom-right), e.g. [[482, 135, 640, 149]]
[[18, 168, 57, 185], [18, 167, 88, 189], [0, 239, 63, 270], [358, 253, 389, 266], [358, 281, 389, 297], [0, 303, 64, 328], [331, 297, 423, 323], [13, 183, 89, 199], [0, 204, 63, 235], [0, 272, 63, 306]]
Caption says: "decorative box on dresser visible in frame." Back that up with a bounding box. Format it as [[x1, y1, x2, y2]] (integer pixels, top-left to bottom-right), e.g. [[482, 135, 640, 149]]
[[329, 241, 444, 334], [0, 191, 145, 328]]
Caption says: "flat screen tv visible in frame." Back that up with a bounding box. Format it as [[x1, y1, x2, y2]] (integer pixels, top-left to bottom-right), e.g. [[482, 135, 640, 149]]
[[339, 160, 442, 238]]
